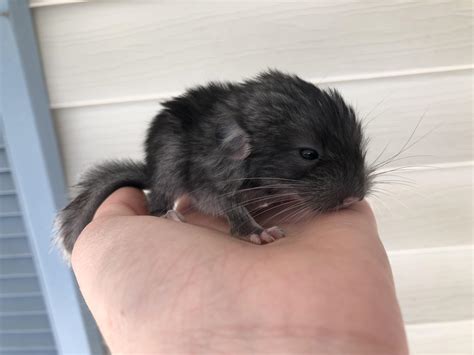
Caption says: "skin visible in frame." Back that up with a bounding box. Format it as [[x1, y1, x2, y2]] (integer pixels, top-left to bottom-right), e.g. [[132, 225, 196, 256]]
[[71, 187, 408, 354]]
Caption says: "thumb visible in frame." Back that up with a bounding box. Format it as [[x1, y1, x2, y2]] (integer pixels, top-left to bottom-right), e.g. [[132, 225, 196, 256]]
[[71, 187, 148, 299], [93, 187, 149, 220]]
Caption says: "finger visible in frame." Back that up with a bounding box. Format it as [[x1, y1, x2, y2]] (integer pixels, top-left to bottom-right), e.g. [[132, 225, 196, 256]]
[[71, 187, 148, 272], [72, 187, 148, 269], [71, 188, 151, 309], [72, 187, 148, 265], [93, 187, 149, 220]]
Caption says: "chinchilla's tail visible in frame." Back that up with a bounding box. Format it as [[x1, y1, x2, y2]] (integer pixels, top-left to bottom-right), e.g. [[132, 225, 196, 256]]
[[54, 160, 148, 259]]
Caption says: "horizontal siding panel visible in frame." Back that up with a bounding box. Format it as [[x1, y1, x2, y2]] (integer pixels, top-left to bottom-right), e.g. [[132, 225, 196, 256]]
[[327, 70, 473, 167], [406, 319, 473, 354], [390, 246, 473, 324], [371, 164, 473, 251], [30, 0, 85, 7], [54, 100, 154, 184], [54, 70, 472, 185], [0, 296, 46, 313], [32, 0, 472, 106]]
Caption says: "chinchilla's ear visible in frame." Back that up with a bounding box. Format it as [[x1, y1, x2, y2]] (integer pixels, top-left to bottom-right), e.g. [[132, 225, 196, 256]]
[[216, 120, 251, 160]]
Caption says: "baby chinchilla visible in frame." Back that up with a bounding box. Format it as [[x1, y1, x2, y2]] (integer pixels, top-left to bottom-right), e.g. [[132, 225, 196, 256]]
[[55, 70, 371, 257]]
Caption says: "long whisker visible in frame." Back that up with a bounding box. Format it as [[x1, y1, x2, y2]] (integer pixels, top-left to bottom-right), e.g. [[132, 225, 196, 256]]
[[260, 200, 308, 227], [230, 199, 300, 234], [397, 122, 442, 156], [221, 193, 304, 215], [224, 177, 307, 183], [280, 202, 313, 224], [369, 164, 432, 178], [374, 188, 410, 210], [180, 183, 306, 206], [176, 177, 307, 202], [372, 180, 416, 188], [370, 141, 391, 167], [369, 193, 393, 217], [177, 191, 302, 216], [372, 172, 415, 183], [372, 154, 433, 171], [362, 108, 388, 130], [296, 205, 320, 224], [218, 184, 307, 198], [361, 91, 393, 129], [252, 199, 302, 222], [370, 111, 427, 170], [373, 174, 415, 183]]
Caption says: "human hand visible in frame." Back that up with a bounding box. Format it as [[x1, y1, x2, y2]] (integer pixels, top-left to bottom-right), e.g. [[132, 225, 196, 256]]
[[71, 187, 408, 354]]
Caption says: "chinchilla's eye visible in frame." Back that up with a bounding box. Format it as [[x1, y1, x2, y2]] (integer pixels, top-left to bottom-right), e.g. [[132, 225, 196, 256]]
[[299, 148, 319, 161]]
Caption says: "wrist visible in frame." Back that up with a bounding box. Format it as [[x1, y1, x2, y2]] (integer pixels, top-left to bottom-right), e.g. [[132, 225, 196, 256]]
[[106, 325, 406, 354]]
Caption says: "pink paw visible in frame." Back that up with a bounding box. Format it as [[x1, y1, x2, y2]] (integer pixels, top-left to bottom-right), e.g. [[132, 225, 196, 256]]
[[249, 226, 285, 245]]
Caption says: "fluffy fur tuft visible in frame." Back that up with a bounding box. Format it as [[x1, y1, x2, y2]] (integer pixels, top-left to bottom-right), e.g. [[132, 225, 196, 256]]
[[55, 160, 148, 256]]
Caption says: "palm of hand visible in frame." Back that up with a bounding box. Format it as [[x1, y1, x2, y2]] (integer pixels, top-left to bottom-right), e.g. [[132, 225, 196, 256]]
[[72, 188, 407, 354]]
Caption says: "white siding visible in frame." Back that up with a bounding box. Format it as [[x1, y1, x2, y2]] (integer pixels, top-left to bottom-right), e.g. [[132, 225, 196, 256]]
[[406, 320, 473, 354], [389, 246, 473, 324], [371, 164, 473, 251], [32, 0, 472, 108], [53, 69, 473, 184], [31, 0, 473, 353]]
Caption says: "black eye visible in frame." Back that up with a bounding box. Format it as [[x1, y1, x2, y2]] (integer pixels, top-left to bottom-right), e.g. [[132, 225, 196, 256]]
[[299, 148, 319, 161]]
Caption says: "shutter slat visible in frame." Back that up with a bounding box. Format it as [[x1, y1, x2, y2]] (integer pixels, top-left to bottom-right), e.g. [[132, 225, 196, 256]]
[[0, 277, 41, 295], [0, 151, 7, 169], [0, 296, 46, 313], [0, 351, 56, 355], [0, 314, 51, 331], [0, 238, 29, 256], [0, 130, 60, 346], [0, 190, 16, 197], [0, 258, 35, 276], [0, 173, 14, 192], [0, 216, 25, 235], [0, 233, 27, 239], [0, 195, 20, 214]]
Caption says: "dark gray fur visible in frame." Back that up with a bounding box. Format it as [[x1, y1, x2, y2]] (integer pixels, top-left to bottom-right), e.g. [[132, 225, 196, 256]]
[[55, 70, 371, 257]]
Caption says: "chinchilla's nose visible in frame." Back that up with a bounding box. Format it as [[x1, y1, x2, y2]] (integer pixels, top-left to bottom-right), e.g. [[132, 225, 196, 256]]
[[342, 197, 359, 208]]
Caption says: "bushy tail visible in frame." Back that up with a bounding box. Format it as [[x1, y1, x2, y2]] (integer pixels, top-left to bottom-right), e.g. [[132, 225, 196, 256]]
[[55, 160, 148, 258]]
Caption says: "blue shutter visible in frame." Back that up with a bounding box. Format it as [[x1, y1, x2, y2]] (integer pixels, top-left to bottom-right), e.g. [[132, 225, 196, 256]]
[[0, 1, 103, 354], [0, 124, 57, 354]]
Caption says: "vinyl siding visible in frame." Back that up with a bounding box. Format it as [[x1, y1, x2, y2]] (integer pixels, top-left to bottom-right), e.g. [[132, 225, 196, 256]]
[[29, 1, 474, 353]]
